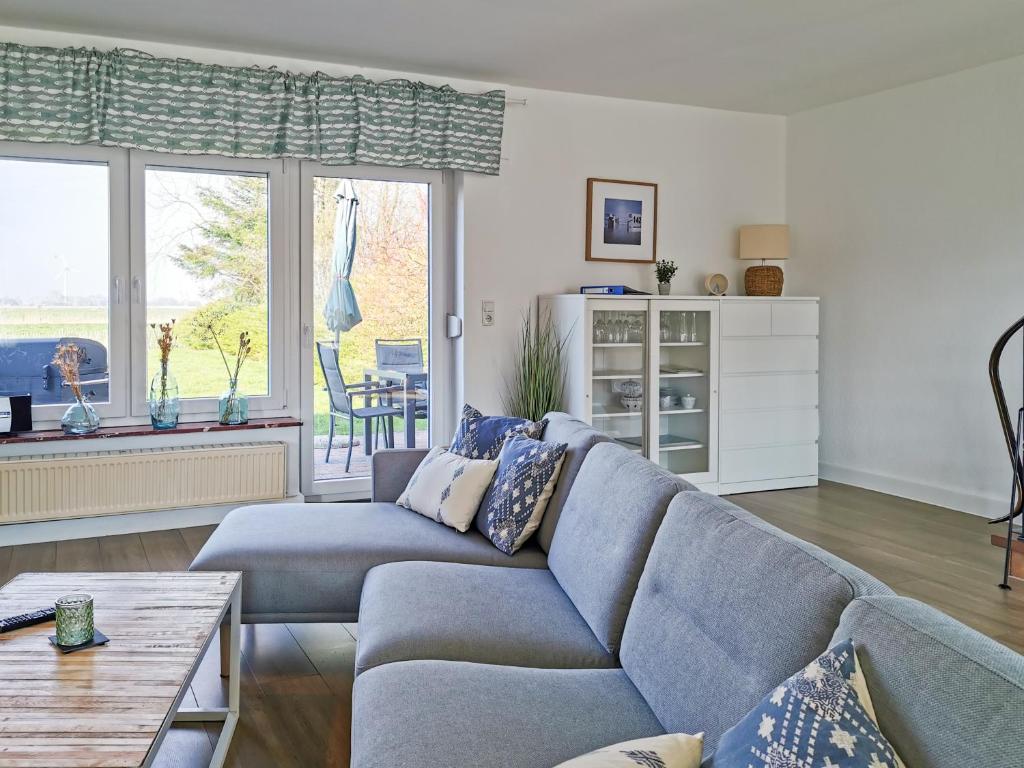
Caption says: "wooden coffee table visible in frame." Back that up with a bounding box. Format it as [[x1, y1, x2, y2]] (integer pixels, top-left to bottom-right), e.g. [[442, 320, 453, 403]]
[[0, 571, 241, 767]]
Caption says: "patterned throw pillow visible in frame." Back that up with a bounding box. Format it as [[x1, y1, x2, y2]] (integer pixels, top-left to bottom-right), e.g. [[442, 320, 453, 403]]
[[475, 434, 567, 554], [397, 446, 498, 533], [710, 639, 905, 768], [450, 404, 547, 460], [553, 733, 704, 768]]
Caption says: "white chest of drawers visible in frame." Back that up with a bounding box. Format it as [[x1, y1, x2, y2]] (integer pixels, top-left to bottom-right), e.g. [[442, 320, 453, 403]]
[[718, 298, 819, 493]]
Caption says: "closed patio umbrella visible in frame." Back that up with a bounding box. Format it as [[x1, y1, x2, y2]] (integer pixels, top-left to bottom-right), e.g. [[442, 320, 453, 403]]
[[323, 179, 362, 346]]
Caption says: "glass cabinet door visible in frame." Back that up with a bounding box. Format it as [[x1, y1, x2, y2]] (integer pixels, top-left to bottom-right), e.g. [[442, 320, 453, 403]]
[[587, 300, 649, 455], [649, 301, 719, 483]]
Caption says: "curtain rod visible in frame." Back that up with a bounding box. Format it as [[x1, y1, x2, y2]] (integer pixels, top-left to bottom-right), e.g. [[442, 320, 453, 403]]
[[505, 97, 527, 106]]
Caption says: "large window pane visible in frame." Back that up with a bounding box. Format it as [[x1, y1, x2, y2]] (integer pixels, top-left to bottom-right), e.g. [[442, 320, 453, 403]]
[[145, 167, 270, 399], [0, 157, 112, 405]]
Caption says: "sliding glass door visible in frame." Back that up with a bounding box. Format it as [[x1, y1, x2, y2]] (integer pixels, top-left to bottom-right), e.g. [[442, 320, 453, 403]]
[[299, 165, 452, 499]]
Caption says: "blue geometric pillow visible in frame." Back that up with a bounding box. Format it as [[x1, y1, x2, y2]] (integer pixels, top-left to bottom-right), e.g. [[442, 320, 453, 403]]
[[710, 639, 904, 768], [450, 404, 547, 460], [475, 434, 568, 554]]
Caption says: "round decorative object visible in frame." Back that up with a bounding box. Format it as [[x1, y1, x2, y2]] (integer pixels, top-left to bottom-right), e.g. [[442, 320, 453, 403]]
[[744, 265, 784, 296], [705, 273, 729, 296], [60, 399, 100, 435], [619, 379, 643, 397], [620, 394, 643, 411]]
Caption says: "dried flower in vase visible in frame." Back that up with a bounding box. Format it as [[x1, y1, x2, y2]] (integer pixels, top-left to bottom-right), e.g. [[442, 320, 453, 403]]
[[202, 323, 253, 425], [52, 343, 87, 403]]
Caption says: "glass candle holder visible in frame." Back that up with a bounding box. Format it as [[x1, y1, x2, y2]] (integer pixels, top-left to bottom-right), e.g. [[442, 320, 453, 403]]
[[55, 593, 94, 646]]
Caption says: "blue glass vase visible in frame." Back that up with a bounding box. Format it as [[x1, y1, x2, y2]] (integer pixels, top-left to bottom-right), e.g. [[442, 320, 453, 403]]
[[61, 397, 100, 435], [218, 378, 249, 425], [149, 364, 181, 429]]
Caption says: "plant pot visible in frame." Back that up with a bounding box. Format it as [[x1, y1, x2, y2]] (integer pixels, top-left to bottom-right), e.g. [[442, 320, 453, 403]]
[[61, 398, 100, 435], [657, 282, 671, 295]]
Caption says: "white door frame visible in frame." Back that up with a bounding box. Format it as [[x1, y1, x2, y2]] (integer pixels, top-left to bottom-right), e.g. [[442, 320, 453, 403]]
[[298, 163, 454, 500]]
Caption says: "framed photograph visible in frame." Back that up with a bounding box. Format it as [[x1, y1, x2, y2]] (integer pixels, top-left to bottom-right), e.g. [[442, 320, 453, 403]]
[[585, 178, 658, 263]]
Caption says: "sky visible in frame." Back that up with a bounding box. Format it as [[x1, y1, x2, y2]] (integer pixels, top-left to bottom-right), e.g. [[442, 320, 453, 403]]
[[0, 156, 257, 307]]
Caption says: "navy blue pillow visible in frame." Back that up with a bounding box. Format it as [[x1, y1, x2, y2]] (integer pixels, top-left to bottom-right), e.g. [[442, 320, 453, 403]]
[[449, 404, 546, 460], [710, 639, 902, 767], [475, 434, 568, 554]]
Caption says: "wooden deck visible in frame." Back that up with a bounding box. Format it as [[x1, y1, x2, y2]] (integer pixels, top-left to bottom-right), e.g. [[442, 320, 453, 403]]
[[312, 429, 429, 481]]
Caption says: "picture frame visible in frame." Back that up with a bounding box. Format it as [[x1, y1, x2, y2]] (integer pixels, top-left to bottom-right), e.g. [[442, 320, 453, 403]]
[[585, 178, 658, 263]]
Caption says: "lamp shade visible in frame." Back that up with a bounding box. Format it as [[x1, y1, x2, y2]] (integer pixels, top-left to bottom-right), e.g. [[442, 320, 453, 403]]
[[739, 224, 789, 261]]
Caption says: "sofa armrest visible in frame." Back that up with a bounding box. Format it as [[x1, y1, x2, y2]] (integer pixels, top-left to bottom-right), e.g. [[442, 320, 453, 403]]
[[371, 448, 430, 502]]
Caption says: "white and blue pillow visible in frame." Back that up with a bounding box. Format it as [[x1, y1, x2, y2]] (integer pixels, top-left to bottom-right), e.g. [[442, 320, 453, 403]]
[[397, 446, 499, 533], [475, 434, 567, 554], [450, 404, 547, 460], [710, 639, 904, 768]]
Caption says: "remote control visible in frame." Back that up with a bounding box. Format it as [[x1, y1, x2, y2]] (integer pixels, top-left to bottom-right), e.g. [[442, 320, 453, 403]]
[[0, 607, 56, 633]]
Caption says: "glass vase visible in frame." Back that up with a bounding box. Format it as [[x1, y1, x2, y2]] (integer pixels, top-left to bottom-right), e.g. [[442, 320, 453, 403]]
[[218, 378, 249, 425], [55, 593, 94, 647], [61, 397, 100, 435], [149, 364, 181, 430]]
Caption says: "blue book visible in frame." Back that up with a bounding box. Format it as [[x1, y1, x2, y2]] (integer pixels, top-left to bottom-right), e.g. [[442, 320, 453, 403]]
[[579, 285, 649, 295]]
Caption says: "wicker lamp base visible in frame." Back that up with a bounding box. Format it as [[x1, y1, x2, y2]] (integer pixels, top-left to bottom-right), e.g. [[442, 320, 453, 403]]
[[744, 265, 784, 296]]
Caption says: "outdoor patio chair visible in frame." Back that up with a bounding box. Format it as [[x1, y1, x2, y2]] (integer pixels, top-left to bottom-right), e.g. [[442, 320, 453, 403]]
[[375, 338, 429, 409], [317, 341, 402, 472]]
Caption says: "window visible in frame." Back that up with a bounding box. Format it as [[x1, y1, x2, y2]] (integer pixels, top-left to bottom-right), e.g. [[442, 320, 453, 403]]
[[143, 167, 271, 399], [0, 145, 129, 421], [0, 144, 287, 426]]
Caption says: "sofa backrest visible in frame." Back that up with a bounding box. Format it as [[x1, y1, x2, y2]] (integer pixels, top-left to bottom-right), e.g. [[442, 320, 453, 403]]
[[831, 595, 1024, 768], [537, 412, 612, 553], [619, 492, 893, 751], [546, 442, 694, 655]]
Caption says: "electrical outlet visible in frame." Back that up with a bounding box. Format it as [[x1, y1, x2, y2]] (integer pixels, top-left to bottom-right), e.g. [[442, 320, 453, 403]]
[[482, 300, 495, 326]]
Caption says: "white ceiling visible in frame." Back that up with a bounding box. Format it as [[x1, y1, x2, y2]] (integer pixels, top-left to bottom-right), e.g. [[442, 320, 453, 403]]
[[3, 0, 1024, 114]]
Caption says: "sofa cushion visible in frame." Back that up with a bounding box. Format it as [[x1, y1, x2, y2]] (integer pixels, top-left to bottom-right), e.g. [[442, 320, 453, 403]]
[[450, 404, 546, 459], [707, 638, 902, 768], [537, 412, 612, 552], [355, 561, 614, 675], [619, 492, 893, 752], [547, 442, 693, 654], [474, 434, 568, 553], [189, 502, 547, 622], [351, 661, 665, 768], [396, 446, 498, 532], [829, 595, 1024, 768]]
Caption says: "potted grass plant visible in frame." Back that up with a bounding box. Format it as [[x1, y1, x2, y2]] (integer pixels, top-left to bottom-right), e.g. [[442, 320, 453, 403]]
[[503, 310, 570, 422]]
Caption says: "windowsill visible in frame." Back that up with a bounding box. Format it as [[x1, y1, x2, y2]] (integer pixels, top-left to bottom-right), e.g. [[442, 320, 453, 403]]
[[0, 417, 302, 446]]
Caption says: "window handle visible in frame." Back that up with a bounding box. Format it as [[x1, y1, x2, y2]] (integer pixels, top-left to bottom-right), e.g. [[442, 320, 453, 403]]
[[113, 277, 123, 305], [132, 277, 142, 304]]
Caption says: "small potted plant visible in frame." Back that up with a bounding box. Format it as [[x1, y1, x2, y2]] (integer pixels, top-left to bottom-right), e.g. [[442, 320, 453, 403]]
[[53, 342, 101, 435], [655, 259, 678, 295]]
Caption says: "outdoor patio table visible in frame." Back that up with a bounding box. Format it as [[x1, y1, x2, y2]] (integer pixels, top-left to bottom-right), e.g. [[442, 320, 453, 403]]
[[363, 366, 427, 451]]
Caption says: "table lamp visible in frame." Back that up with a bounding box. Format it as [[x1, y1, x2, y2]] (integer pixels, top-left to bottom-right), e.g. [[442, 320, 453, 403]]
[[739, 224, 789, 296]]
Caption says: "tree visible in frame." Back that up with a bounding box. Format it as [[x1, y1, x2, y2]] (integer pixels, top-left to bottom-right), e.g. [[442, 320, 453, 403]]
[[172, 176, 268, 304]]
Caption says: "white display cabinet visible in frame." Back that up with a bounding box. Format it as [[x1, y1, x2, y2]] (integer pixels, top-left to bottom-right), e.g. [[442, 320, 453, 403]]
[[540, 294, 819, 494]]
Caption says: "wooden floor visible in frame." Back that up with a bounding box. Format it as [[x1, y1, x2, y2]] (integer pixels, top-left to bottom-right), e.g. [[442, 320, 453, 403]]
[[1, 480, 1021, 767]]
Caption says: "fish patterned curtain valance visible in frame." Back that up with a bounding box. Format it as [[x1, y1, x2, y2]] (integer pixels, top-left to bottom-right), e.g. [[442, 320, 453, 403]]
[[0, 42, 506, 175]]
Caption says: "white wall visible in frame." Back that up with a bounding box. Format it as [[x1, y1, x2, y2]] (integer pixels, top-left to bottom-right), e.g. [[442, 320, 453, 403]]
[[787, 55, 1024, 518], [462, 91, 785, 411]]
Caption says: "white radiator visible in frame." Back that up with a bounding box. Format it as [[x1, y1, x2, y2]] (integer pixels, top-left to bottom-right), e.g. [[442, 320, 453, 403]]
[[0, 442, 286, 524]]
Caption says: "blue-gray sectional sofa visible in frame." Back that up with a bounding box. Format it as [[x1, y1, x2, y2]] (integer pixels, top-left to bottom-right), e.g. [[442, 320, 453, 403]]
[[191, 412, 1024, 768]]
